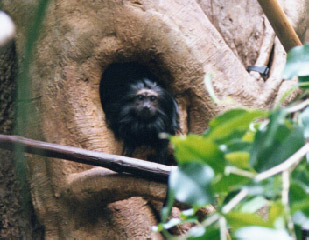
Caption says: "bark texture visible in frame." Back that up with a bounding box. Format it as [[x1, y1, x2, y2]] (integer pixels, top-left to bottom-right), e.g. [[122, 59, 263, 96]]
[[0, 40, 20, 239], [1, 0, 307, 239]]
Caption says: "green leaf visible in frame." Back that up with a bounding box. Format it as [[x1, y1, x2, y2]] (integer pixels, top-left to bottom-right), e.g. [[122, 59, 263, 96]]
[[187, 226, 220, 239], [235, 227, 292, 240], [205, 109, 267, 141], [263, 126, 304, 171], [212, 175, 251, 194], [268, 201, 285, 227], [208, 109, 248, 128], [243, 176, 282, 200], [290, 182, 306, 204], [298, 77, 309, 89], [242, 128, 257, 143], [243, 186, 264, 196], [152, 224, 162, 232], [292, 201, 309, 218], [204, 73, 218, 103], [292, 161, 309, 186], [15, 0, 51, 221], [169, 164, 215, 206], [225, 151, 250, 168], [292, 211, 309, 231], [250, 110, 305, 172], [171, 135, 225, 173], [261, 176, 283, 199], [221, 139, 252, 155], [290, 181, 309, 217], [240, 197, 269, 214], [283, 44, 309, 79], [226, 212, 271, 229], [160, 189, 175, 222]]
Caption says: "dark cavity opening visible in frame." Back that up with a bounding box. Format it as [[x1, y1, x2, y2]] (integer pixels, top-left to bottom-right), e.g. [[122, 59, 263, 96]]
[[99, 62, 179, 165]]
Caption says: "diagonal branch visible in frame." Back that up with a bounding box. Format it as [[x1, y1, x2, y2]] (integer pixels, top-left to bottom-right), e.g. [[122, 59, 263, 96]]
[[255, 143, 309, 181], [0, 134, 173, 182], [221, 143, 309, 214], [257, 0, 302, 52]]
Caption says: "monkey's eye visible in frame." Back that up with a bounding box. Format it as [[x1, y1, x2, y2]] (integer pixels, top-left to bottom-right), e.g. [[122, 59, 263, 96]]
[[137, 95, 144, 100], [150, 96, 157, 101]]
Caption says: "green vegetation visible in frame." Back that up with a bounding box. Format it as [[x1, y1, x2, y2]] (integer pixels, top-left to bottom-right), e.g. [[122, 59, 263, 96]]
[[155, 44, 309, 240], [14, 0, 50, 221]]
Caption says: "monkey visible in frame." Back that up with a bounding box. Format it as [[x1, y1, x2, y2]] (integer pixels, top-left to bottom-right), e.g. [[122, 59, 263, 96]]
[[115, 78, 179, 163], [100, 62, 179, 165]]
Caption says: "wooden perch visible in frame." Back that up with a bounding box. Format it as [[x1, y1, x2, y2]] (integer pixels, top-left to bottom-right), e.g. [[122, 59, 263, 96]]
[[0, 134, 174, 182], [257, 0, 302, 52]]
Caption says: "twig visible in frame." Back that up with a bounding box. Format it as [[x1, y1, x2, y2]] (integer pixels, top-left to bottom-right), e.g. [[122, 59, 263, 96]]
[[221, 144, 309, 215], [225, 166, 256, 178], [0, 134, 173, 182], [221, 189, 249, 214], [257, 0, 302, 52], [202, 213, 221, 228], [255, 143, 309, 181], [220, 217, 228, 240], [284, 99, 309, 114], [282, 170, 296, 238]]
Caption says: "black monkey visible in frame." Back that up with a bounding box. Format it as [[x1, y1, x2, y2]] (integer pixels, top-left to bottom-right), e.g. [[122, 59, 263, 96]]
[[100, 63, 179, 165]]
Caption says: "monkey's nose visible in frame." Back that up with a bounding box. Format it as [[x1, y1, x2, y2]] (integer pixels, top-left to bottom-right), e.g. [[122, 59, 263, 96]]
[[142, 106, 151, 114], [140, 107, 152, 118], [143, 105, 151, 110]]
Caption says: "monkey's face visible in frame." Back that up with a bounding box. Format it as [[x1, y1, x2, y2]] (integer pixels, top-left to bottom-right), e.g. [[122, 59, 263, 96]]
[[134, 89, 159, 120]]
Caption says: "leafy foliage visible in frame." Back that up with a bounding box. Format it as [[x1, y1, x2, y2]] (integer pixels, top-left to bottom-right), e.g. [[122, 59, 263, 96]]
[[250, 110, 304, 172], [155, 45, 309, 239], [13, 0, 50, 221], [169, 164, 215, 207], [283, 44, 309, 88]]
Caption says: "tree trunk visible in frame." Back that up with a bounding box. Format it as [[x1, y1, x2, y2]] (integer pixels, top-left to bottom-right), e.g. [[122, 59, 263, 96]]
[[1, 0, 306, 238]]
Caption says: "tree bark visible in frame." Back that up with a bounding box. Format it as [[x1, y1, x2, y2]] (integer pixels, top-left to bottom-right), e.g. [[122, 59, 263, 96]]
[[1, 0, 306, 239]]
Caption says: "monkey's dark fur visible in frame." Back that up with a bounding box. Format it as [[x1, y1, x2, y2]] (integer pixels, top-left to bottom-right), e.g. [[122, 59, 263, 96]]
[[100, 63, 179, 164]]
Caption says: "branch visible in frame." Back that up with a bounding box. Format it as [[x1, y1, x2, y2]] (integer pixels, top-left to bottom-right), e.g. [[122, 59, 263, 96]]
[[221, 189, 249, 215], [221, 143, 309, 214], [255, 143, 309, 181], [285, 99, 309, 114], [282, 170, 296, 238], [257, 0, 302, 52], [0, 134, 173, 182]]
